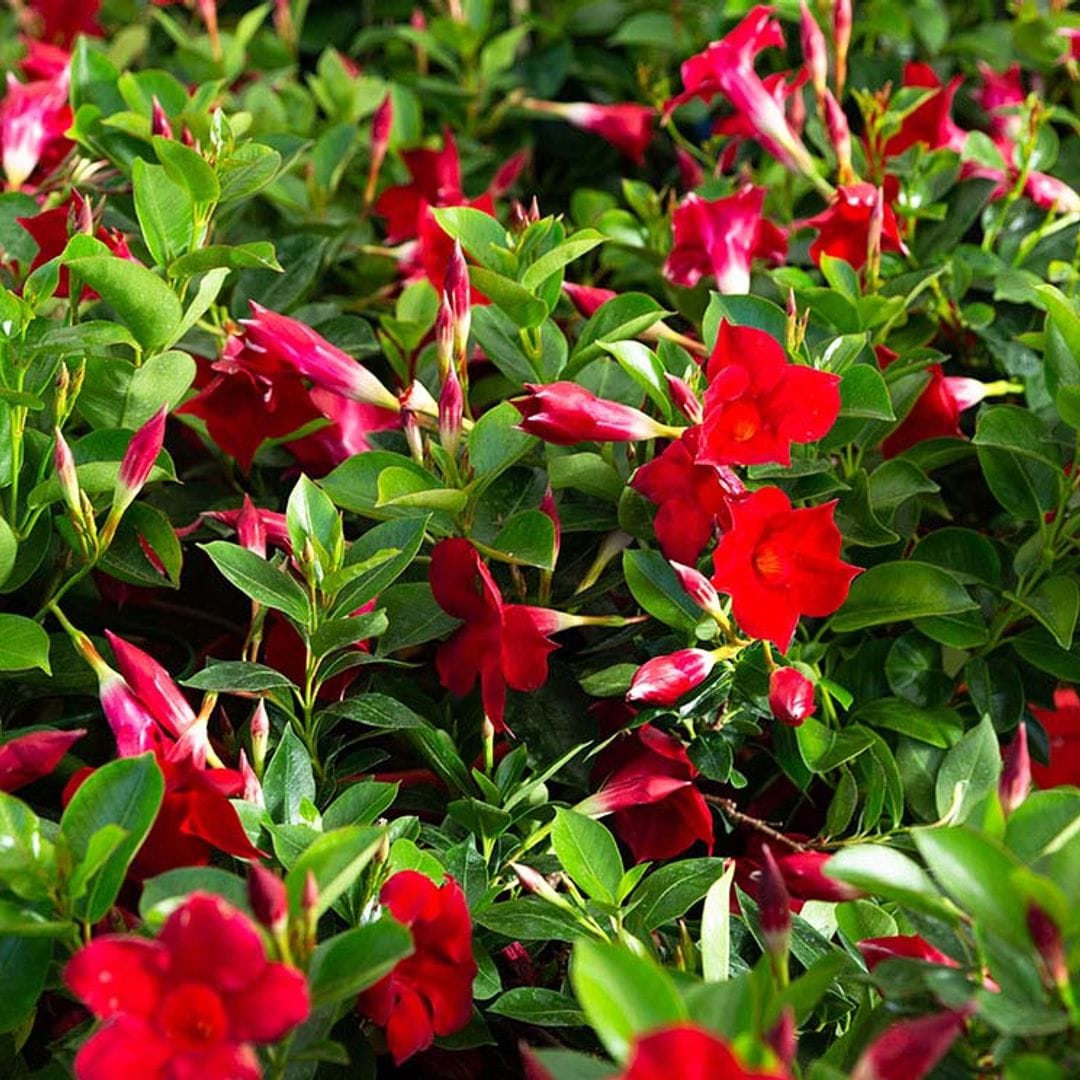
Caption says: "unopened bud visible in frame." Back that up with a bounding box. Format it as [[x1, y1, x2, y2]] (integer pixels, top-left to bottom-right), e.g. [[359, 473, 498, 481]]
[[54, 429, 80, 517], [438, 364, 464, 457], [670, 561, 723, 617], [70, 190, 94, 236], [999, 723, 1031, 815], [445, 241, 472, 361], [824, 90, 854, 184], [364, 93, 393, 206], [664, 372, 703, 425], [758, 844, 792, 977], [528, 196, 540, 223], [302, 870, 319, 917], [769, 667, 817, 727], [834, 0, 853, 100], [435, 297, 454, 379], [511, 862, 574, 911], [402, 410, 424, 464], [151, 96, 173, 140], [250, 699, 269, 775], [626, 648, 717, 707], [1027, 904, 1068, 989], [248, 863, 288, 933], [540, 486, 561, 565], [510, 200, 530, 233], [113, 406, 167, 517]]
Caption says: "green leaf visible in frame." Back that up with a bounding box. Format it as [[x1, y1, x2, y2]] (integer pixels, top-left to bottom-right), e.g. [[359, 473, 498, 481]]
[[703, 294, 787, 350], [1008, 576, 1078, 650], [552, 809, 622, 904], [263, 726, 316, 826], [489, 988, 585, 1027], [491, 510, 557, 570], [139, 867, 249, 923], [287, 473, 343, 577], [599, 340, 671, 418], [854, 698, 963, 748], [973, 405, 1061, 520], [570, 940, 686, 1063], [631, 858, 731, 932], [0, 792, 54, 901], [169, 241, 281, 278], [623, 548, 702, 633], [182, 661, 296, 693], [431, 206, 509, 271], [322, 781, 399, 831], [326, 693, 427, 729], [477, 897, 584, 942], [200, 541, 311, 624], [468, 401, 537, 478], [912, 527, 1002, 585], [152, 135, 220, 205], [0, 614, 50, 673], [308, 920, 414, 1005], [569, 292, 667, 369], [934, 715, 1002, 822], [700, 861, 736, 982], [329, 516, 427, 616], [0, 516, 16, 590], [66, 256, 182, 351], [837, 364, 895, 420], [132, 158, 194, 266], [285, 825, 385, 917], [469, 267, 548, 329], [832, 561, 977, 632], [0, 936, 52, 1034], [60, 754, 164, 922], [521, 231, 606, 292], [825, 845, 957, 919]]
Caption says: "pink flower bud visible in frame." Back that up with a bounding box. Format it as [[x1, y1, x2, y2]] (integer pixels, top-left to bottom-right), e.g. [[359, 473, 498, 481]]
[[823, 90, 854, 184], [664, 373, 703, 425], [235, 495, 267, 558], [104, 630, 196, 739], [769, 667, 816, 727], [523, 98, 655, 165], [250, 699, 269, 772], [364, 93, 393, 205], [239, 748, 265, 808], [777, 851, 865, 901], [758, 844, 792, 965], [435, 296, 454, 377], [513, 382, 677, 445], [800, 2, 828, 100], [562, 281, 617, 318], [0, 728, 86, 794], [540, 486, 561, 565], [54, 429, 80, 516], [151, 96, 173, 140], [1028, 904, 1068, 988], [858, 934, 959, 972], [851, 1009, 969, 1080], [767, 1007, 796, 1068], [439, 364, 464, 457], [113, 406, 167, 516], [834, 0, 853, 98], [302, 869, 319, 913], [627, 649, 717, 706], [248, 863, 288, 932], [445, 241, 471, 359], [670, 561, 723, 616], [999, 723, 1031, 814], [676, 146, 704, 191]]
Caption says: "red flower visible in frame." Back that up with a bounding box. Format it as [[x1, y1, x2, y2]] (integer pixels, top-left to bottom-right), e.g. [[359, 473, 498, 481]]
[[858, 934, 959, 972], [805, 183, 906, 271], [357, 870, 476, 1065], [699, 321, 840, 467], [974, 62, 1025, 143], [627, 649, 717, 707], [663, 188, 787, 293], [883, 62, 966, 158], [65, 892, 310, 1080], [851, 1009, 969, 1080], [562, 281, 616, 317], [23, 0, 102, 47], [429, 538, 570, 732], [523, 99, 655, 164], [768, 667, 816, 726], [285, 389, 400, 477], [618, 1025, 790, 1080], [775, 851, 864, 901], [0, 728, 85, 792], [0, 64, 73, 189], [876, 346, 987, 458], [587, 724, 714, 863], [513, 382, 675, 445], [630, 427, 745, 564], [1029, 688, 1080, 788], [710, 486, 860, 651]]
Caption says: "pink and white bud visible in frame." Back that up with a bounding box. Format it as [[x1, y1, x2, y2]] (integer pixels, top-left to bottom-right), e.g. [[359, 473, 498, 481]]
[[1028, 904, 1068, 989], [242, 302, 400, 412], [112, 406, 167, 518], [851, 1009, 969, 1080], [364, 93, 393, 205], [758, 844, 792, 967], [151, 96, 173, 140], [103, 631, 195, 740], [824, 90, 854, 184], [513, 382, 679, 445], [439, 363, 464, 457], [75, 635, 158, 757], [834, 0, 853, 99], [444, 241, 472, 360], [238, 748, 265, 808], [627, 649, 717, 707], [248, 863, 288, 932], [435, 296, 454, 377], [800, 1, 828, 101], [999, 723, 1031, 814], [1025, 171, 1080, 215], [671, 561, 724, 617], [664, 373, 703, 425], [250, 699, 269, 775], [54, 429, 81, 517], [769, 667, 817, 727]]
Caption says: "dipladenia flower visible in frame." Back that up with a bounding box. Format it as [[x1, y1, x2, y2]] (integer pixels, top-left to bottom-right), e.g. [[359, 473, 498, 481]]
[[710, 486, 861, 651], [851, 1009, 970, 1080], [521, 98, 655, 164], [584, 722, 714, 862], [630, 427, 745, 565], [1029, 688, 1080, 788], [65, 892, 310, 1080], [513, 382, 679, 445], [663, 188, 788, 292], [699, 321, 841, 467], [804, 183, 906, 271], [768, 667, 816, 726], [247, 863, 288, 935], [242, 302, 400, 412], [665, 373, 703, 424], [627, 649, 717, 706], [0, 64, 72, 189], [0, 728, 85, 793], [357, 870, 476, 1065], [618, 1025, 791, 1079], [999, 724, 1031, 813], [776, 851, 864, 901], [858, 934, 960, 972], [884, 62, 967, 159], [110, 406, 167, 523]]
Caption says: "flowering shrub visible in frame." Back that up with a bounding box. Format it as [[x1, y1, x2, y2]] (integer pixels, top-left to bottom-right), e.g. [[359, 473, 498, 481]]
[[1, 1, 1080, 1078]]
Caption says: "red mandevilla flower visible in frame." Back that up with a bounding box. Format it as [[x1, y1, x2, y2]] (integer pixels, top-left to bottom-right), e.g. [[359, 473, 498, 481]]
[[1028, 688, 1080, 788], [630, 427, 745, 565], [699, 321, 841, 468], [23, 0, 102, 47], [711, 486, 861, 651], [663, 187, 787, 293], [617, 1024, 791, 1080], [805, 183, 906, 272], [627, 649, 717, 707], [113, 407, 168, 516], [768, 667, 816, 726], [775, 851, 865, 901], [65, 892, 310, 1080], [0, 728, 85, 793], [523, 98, 655, 164], [850, 1009, 970, 1080], [357, 870, 477, 1065], [999, 723, 1031, 814], [0, 64, 72, 189], [513, 382, 675, 445], [857, 934, 959, 972]]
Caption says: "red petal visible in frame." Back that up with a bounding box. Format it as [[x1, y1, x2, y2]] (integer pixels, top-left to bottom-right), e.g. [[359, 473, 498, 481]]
[[0, 728, 85, 792], [65, 937, 168, 1019], [159, 893, 267, 992], [226, 962, 311, 1043], [72, 1018, 172, 1080]]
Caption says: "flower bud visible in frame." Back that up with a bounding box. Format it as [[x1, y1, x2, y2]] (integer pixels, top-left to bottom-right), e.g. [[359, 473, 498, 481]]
[[54, 429, 81, 519], [851, 1009, 968, 1080], [113, 406, 167, 516], [438, 363, 464, 457], [435, 296, 454, 379], [1027, 904, 1068, 989], [824, 90, 854, 184], [509, 200, 531, 233], [235, 495, 268, 558], [364, 93, 392, 205], [514, 382, 679, 444], [540, 486, 561, 566], [250, 699, 269, 776], [767, 1007, 796, 1069], [834, 0, 853, 100], [758, 844, 792, 976], [676, 146, 704, 191], [238, 748, 265, 807], [769, 667, 817, 727], [999, 723, 1031, 815], [670, 561, 723, 617], [800, 2, 828, 102], [777, 850, 865, 901], [664, 372, 703, 425], [445, 241, 471, 361], [302, 870, 319, 921], [151, 96, 173, 140], [627, 649, 717, 707], [248, 864, 288, 934], [70, 190, 94, 236]]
